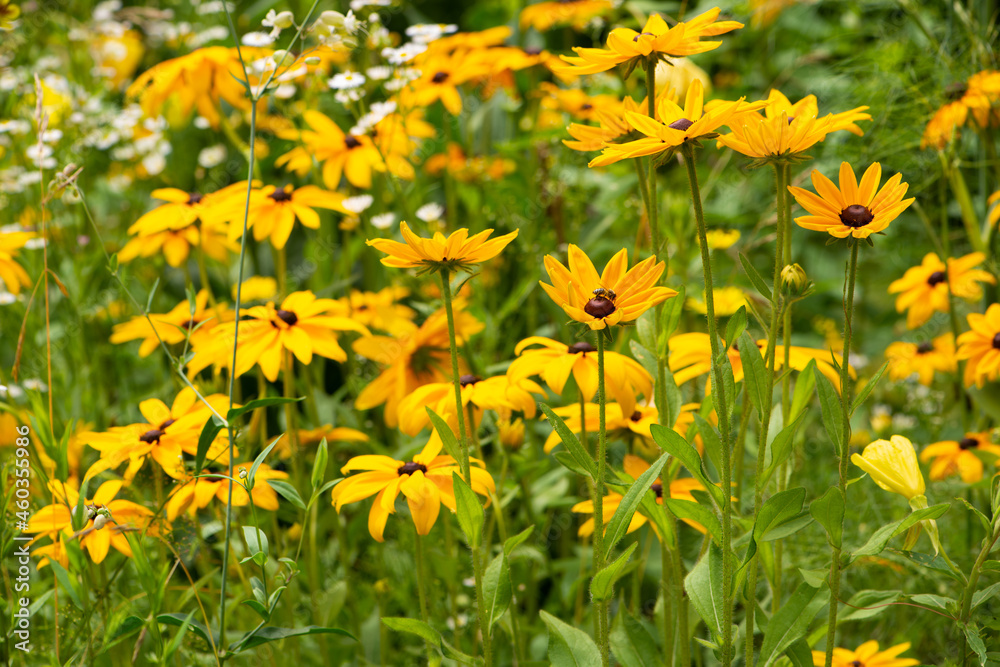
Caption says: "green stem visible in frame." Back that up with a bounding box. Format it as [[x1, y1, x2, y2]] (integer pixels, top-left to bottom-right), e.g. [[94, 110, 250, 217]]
[[473, 545, 493, 667], [660, 531, 674, 666], [823, 240, 859, 667], [646, 62, 662, 268], [682, 144, 731, 666], [595, 332, 610, 667], [440, 270, 471, 482], [959, 518, 1000, 623], [940, 151, 986, 253], [414, 532, 434, 660]]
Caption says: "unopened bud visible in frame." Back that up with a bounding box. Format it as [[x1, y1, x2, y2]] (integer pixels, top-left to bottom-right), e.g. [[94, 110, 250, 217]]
[[272, 10, 295, 28], [304, 56, 321, 65], [93, 514, 110, 530], [780, 263, 809, 295], [270, 50, 291, 67]]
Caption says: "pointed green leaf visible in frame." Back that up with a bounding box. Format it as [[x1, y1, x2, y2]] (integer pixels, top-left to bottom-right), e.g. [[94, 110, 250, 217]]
[[483, 553, 511, 630], [740, 252, 773, 301], [540, 609, 602, 666], [851, 361, 890, 416], [810, 487, 845, 548], [604, 452, 669, 560], [758, 582, 828, 667], [540, 403, 598, 480], [591, 542, 638, 602], [814, 371, 844, 454], [453, 472, 484, 548]]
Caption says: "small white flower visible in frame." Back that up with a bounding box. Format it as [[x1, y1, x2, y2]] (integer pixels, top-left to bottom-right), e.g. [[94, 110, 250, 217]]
[[371, 212, 396, 229], [263, 9, 295, 29], [242, 31, 275, 47], [142, 153, 167, 176], [24, 238, 46, 250], [416, 202, 444, 222], [406, 23, 457, 44], [198, 144, 227, 168], [328, 71, 366, 90], [0, 293, 16, 306], [342, 194, 374, 214], [0, 384, 6, 397], [366, 66, 392, 81], [382, 43, 426, 65], [41, 129, 63, 143], [22, 379, 48, 392], [194, 116, 211, 130], [351, 0, 390, 9], [334, 89, 363, 104], [273, 83, 297, 99]]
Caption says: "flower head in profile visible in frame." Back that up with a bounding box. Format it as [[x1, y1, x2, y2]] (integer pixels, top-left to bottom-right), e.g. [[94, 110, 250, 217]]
[[920, 432, 1000, 484], [166, 462, 288, 520], [885, 334, 956, 386], [851, 435, 925, 500], [519, 0, 612, 32], [888, 252, 995, 329], [540, 245, 676, 330], [921, 100, 967, 150], [787, 162, 914, 240], [366, 221, 518, 274], [128, 183, 247, 236], [544, 402, 703, 453], [331, 439, 495, 541], [554, 9, 743, 76], [957, 303, 1000, 388], [811, 641, 919, 667]]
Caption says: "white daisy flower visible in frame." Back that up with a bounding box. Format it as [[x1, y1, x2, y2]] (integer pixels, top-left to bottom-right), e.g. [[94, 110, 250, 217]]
[[416, 202, 444, 222], [371, 212, 396, 229], [342, 194, 374, 214], [328, 71, 366, 89]]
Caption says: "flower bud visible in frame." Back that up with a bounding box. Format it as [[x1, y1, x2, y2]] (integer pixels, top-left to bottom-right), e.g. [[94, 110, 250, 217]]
[[272, 10, 294, 28], [780, 263, 808, 295], [93, 514, 110, 530], [304, 56, 321, 65], [497, 417, 525, 450], [320, 10, 345, 27], [851, 435, 926, 500]]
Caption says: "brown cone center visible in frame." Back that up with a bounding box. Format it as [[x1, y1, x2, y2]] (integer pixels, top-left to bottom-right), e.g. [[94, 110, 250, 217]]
[[839, 204, 874, 228], [398, 461, 429, 476], [668, 117, 694, 131], [584, 297, 616, 319]]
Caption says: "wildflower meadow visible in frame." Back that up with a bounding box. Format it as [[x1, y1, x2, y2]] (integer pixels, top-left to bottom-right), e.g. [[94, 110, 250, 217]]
[[2, 1, 1000, 665]]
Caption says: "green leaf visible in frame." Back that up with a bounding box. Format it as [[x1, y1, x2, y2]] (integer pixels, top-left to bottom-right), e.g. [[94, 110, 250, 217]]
[[540, 609, 602, 666], [194, 414, 225, 473], [604, 453, 669, 559], [504, 525, 535, 556], [982, 560, 1000, 572], [851, 361, 890, 416], [758, 582, 829, 667], [483, 553, 512, 630], [591, 542, 638, 602], [740, 252, 772, 301], [246, 436, 281, 491], [851, 504, 951, 561], [610, 610, 660, 667], [956, 496, 991, 533], [540, 403, 598, 480], [453, 472, 484, 548], [685, 545, 725, 638], [157, 613, 216, 649], [785, 639, 813, 667], [240, 599, 270, 622], [426, 408, 463, 463], [761, 412, 806, 487], [754, 488, 806, 542], [972, 582, 1000, 610], [693, 413, 723, 481], [162, 610, 195, 661], [666, 497, 722, 546], [738, 331, 768, 415], [788, 359, 816, 422], [109, 615, 145, 642], [839, 589, 900, 622], [889, 549, 965, 582], [311, 437, 329, 490], [48, 560, 82, 609], [242, 526, 269, 567], [233, 625, 355, 653], [810, 486, 845, 548], [554, 451, 595, 478], [650, 424, 724, 506], [815, 372, 844, 454], [661, 284, 685, 340], [725, 308, 748, 353], [267, 479, 306, 510], [964, 624, 987, 666]]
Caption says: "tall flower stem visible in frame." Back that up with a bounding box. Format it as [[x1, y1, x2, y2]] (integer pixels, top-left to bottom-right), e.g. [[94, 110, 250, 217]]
[[660, 537, 674, 665], [594, 331, 610, 667], [414, 532, 434, 660], [682, 144, 732, 666], [645, 61, 662, 266], [745, 164, 788, 662], [823, 240, 859, 667]]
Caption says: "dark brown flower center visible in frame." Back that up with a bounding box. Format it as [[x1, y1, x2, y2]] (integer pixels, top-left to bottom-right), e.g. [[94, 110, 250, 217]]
[[650, 482, 663, 498], [459, 374, 481, 386], [632, 32, 655, 41], [432, 71, 449, 84], [584, 289, 616, 319], [187, 192, 203, 205], [398, 461, 428, 476], [139, 429, 165, 444], [839, 205, 874, 228], [993, 333, 1000, 350], [926, 270, 946, 286], [269, 188, 293, 202], [344, 135, 362, 149], [182, 318, 198, 329], [523, 46, 543, 55], [630, 411, 642, 422], [160, 418, 176, 430], [580, 103, 593, 111], [916, 341, 934, 354], [668, 117, 694, 131], [850, 662, 863, 667], [959, 437, 979, 450], [568, 341, 596, 354], [275, 309, 298, 326], [946, 82, 968, 101]]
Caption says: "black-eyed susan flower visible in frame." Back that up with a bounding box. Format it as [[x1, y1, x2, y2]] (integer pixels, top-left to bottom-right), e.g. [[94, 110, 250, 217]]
[[540, 245, 676, 330], [787, 162, 914, 240], [366, 221, 518, 274], [589, 80, 759, 166], [225, 184, 347, 249], [573, 454, 708, 537], [0, 1, 20, 30], [963, 69, 1000, 128], [277, 110, 385, 189], [187, 290, 370, 382], [165, 462, 289, 521], [507, 336, 653, 417], [82, 388, 232, 482], [921, 100, 967, 150], [554, 9, 743, 76], [544, 402, 702, 453], [406, 51, 490, 115], [885, 334, 956, 386], [27, 480, 155, 564], [686, 287, 747, 316], [335, 286, 418, 336], [127, 183, 247, 236], [957, 303, 1000, 387], [920, 432, 1000, 484], [851, 435, 925, 500], [563, 97, 642, 153], [118, 223, 239, 268], [519, 0, 612, 32], [0, 228, 33, 294], [109, 289, 232, 358], [331, 439, 495, 541], [887, 252, 995, 329], [811, 641, 919, 667], [354, 304, 483, 427]]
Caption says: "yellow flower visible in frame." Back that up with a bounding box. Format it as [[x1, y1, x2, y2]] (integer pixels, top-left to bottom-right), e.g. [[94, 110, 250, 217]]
[[0, 229, 33, 294], [127, 183, 246, 236], [277, 110, 385, 189], [957, 303, 1000, 387], [118, 225, 238, 268], [685, 287, 747, 316], [544, 402, 703, 453], [110, 289, 232, 357], [81, 388, 233, 482], [705, 228, 740, 249], [921, 100, 967, 150], [888, 252, 995, 329], [232, 276, 278, 302], [497, 417, 525, 449], [541, 245, 676, 330], [166, 462, 289, 521], [989, 189, 1000, 228], [851, 435, 926, 500], [962, 69, 1000, 128], [296, 425, 369, 447], [590, 80, 760, 166], [335, 286, 418, 336], [554, 9, 743, 76], [811, 641, 919, 667], [519, 0, 612, 32], [222, 184, 346, 249], [787, 162, 914, 239], [885, 334, 957, 386], [366, 221, 518, 274], [564, 95, 645, 153], [27, 480, 155, 564], [354, 304, 483, 427], [397, 374, 545, 436], [406, 50, 491, 115], [507, 336, 653, 417], [331, 439, 495, 541], [0, 1, 20, 30], [573, 454, 708, 537], [920, 431, 1000, 484], [187, 290, 370, 382]]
